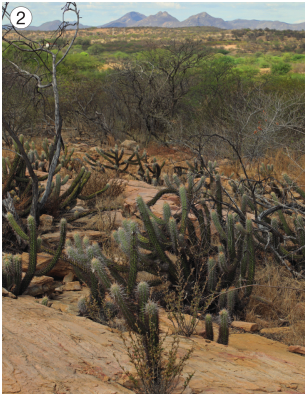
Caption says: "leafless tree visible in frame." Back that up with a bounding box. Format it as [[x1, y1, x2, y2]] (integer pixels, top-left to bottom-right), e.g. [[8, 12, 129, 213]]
[[2, 2, 80, 223], [107, 40, 209, 143]]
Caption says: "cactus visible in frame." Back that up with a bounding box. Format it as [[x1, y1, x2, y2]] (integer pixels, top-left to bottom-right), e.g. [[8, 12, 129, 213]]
[[144, 157, 165, 185], [2, 254, 22, 293], [41, 297, 49, 306], [226, 286, 237, 313], [85, 145, 146, 176], [283, 173, 305, 200], [215, 174, 223, 222], [204, 313, 214, 341], [245, 220, 255, 297], [2, 134, 102, 218], [217, 309, 229, 345], [207, 257, 216, 292], [5, 213, 67, 295], [110, 283, 141, 333], [60, 146, 75, 169], [218, 289, 227, 310]]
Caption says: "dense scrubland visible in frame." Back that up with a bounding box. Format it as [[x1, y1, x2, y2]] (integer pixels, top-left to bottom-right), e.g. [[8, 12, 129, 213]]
[[2, 19, 305, 392]]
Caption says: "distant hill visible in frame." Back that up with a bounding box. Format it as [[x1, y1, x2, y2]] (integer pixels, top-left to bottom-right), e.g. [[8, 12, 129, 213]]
[[179, 12, 229, 29], [179, 12, 304, 31], [100, 11, 146, 28], [132, 11, 180, 27], [22, 12, 305, 31], [226, 19, 305, 31], [23, 20, 91, 31]]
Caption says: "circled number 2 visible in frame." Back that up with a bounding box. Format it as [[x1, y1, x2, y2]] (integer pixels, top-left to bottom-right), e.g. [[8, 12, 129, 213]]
[[10, 7, 32, 29], [17, 11, 26, 25]]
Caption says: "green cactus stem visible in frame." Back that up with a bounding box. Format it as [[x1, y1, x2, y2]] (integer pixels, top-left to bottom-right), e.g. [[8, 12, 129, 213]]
[[16, 215, 37, 295], [226, 286, 237, 313], [137, 281, 150, 323], [271, 192, 293, 237], [218, 289, 227, 310], [283, 173, 305, 200], [205, 313, 214, 341], [35, 218, 67, 276], [215, 174, 223, 222], [207, 257, 216, 291], [211, 210, 226, 241], [110, 283, 140, 333], [217, 309, 229, 345], [245, 219, 255, 297]]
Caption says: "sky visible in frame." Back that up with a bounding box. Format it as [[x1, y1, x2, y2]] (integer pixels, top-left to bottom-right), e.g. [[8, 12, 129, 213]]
[[4, 2, 305, 27]]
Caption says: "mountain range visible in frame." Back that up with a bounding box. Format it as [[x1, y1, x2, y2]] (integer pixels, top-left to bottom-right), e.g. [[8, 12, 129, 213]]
[[22, 20, 91, 31], [21, 11, 305, 31]]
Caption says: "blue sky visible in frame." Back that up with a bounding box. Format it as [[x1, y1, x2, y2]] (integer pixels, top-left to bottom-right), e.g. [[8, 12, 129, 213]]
[[4, 2, 305, 27]]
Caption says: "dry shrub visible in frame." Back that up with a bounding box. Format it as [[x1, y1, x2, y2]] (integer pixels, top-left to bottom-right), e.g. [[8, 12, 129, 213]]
[[271, 148, 305, 189], [291, 63, 305, 74], [146, 142, 191, 157], [81, 170, 125, 201], [245, 258, 305, 346], [219, 148, 305, 190]]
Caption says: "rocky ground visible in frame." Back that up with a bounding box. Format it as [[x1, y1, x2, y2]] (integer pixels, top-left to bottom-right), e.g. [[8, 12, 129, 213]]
[[3, 295, 305, 394]]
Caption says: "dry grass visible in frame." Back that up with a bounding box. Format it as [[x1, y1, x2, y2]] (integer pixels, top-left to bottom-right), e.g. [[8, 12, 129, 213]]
[[219, 148, 305, 190], [245, 258, 305, 346], [81, 171, 125, 202]]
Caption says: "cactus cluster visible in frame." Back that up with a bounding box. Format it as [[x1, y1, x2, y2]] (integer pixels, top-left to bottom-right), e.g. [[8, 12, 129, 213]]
[[4, 213, 67, 295], [65, 232, 161, 374], [84, 145, 166, 186], [2, 134, 110, 218], [203, 310, 231, 346], [84, 145, 147, 176]]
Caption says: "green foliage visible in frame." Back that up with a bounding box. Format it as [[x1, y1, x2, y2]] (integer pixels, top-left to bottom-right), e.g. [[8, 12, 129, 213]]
[[271, 61, 291, 75]]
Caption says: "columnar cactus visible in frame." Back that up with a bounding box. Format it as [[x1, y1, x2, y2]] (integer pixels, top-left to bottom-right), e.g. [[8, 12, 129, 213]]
[[217, 309, 229, 345], [226, 286, 237, 313], [204, 313, 214, 341], [2, 254, 22, 293]]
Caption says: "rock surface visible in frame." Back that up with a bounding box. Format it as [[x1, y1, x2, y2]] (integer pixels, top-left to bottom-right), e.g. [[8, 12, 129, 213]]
[[289, 345, 305, 355], [22, 276, 61, 297], [231, 321, 258, 332], [2, 288, 16, 299], [22, 252, 72, 278], [3, 297, 305, 394], [120, 140, 138, 150], [42, 230, 106, 243]]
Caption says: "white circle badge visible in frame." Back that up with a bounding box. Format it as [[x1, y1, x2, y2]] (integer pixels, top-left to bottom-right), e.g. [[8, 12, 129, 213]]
[[10, 7, 32, 29]]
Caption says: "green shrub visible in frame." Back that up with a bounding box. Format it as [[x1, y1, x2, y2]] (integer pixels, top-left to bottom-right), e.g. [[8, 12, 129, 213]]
[[87, 43, 104, 55], [216, 48, 230, 55], [292, 54, 305, 62], [271, 61, 292, 75], [259, 61, 270, 68]]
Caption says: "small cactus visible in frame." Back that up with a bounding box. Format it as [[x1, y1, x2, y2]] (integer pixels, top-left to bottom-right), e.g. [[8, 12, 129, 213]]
[[78, 296, 88, 316], [204, 313, 214, 341], [217, 309, 229, 345], [41, 297, 49, 306]]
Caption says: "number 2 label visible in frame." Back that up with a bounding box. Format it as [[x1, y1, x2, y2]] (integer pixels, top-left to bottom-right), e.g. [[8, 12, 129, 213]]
[[10, 7, 32, 29]]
